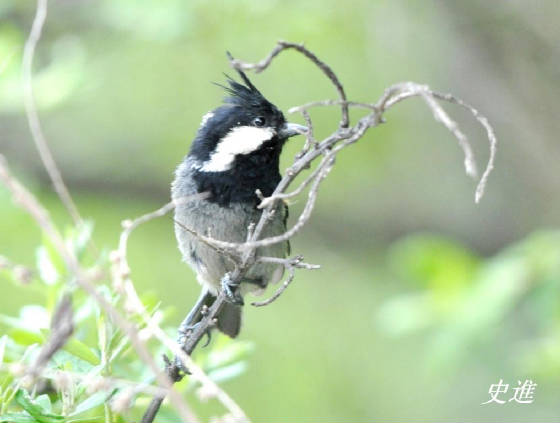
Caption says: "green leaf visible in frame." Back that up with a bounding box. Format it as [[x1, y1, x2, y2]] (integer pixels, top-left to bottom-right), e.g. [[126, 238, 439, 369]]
[[0, 314, 28, 330], [35, 247, 59, 286], [7, 329, 43, 346], [14, 390, 64, 423], [63, 338, 100, 366], [70, 391, 110, 416], [42, 234, 67, 282], [71, 221, 94, 259], [34, 396, 51, 414], [0, 412, 38, 423]]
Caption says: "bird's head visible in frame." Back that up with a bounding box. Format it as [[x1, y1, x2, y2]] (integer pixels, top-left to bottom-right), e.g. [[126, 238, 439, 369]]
[[187, 66, 306, 205], [189, 68, 306, 173]]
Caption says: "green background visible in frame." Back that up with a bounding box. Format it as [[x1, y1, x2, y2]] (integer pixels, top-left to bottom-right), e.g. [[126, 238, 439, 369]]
[[2, 0, 560, 420]]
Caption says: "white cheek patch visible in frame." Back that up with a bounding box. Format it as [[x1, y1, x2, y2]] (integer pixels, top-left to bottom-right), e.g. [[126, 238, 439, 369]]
[[200, 112, 214, 127], [200, 126, 275, 172]]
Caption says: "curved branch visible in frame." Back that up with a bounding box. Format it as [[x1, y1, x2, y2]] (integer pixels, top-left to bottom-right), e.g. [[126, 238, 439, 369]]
[[229, 40, 350, 128]]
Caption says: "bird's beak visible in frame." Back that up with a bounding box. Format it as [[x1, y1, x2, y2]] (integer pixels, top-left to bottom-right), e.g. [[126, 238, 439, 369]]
[[278, 122, 308, 139]]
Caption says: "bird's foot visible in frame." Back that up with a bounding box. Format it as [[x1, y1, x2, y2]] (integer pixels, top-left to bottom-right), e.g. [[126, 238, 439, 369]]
[[221, 273, 244, 305], [178, 321, 212, 348]]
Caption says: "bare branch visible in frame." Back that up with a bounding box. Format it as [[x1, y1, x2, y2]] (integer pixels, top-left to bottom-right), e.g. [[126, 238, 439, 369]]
[[106, 192, 248, 422], [0, 155, 198, 423], [419, 88, 478, 178], [229, 40, 350, 128], [22, 0, 82, 225], [289, 99, 378, 114], [251, 267, 295, 307], [430, 91, 498, 203], [27, 295, 73, 378], [378, 83, 497, 203], [0, 254, 34, 284]]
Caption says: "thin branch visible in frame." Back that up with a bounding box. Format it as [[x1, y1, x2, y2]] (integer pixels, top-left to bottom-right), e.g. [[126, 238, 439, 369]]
[[230, 40, 349, 128], [0, 364, 173, 400], [0, 156, 198, 423], [27, 295, 73, 378], [22, 0, 82, 225], [258, 154, 334, 209], [108, 192, 248, 422], [378, 83, 497, 202], [251, 267, 295, 307], [430, 91, 498, 203], [289, 99, 378, 113], [0, 254, 34, 284], [419, 88, 478, 178]]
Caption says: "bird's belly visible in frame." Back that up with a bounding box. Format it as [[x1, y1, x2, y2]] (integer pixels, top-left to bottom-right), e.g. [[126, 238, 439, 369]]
[[174, 200, 287, 296]]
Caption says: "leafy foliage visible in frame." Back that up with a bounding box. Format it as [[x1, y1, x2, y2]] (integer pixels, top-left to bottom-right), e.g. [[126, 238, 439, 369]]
[[378, 231, 560, 375], [0, 223, 252, 422]]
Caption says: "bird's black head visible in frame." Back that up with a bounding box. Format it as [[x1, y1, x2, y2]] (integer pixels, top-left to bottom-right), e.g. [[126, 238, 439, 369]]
[[187, 66, 306, 207]]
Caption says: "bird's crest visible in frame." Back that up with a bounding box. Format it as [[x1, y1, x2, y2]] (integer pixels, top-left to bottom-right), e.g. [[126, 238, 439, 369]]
[[215, 52, 272, 110]]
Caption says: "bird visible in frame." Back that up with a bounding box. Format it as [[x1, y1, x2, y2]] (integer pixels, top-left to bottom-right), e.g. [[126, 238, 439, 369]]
[[171, 63, 307, 339]]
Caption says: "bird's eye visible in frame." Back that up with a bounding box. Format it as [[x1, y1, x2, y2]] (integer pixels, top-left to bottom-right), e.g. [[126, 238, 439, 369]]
[[252, 117, 265, 127]]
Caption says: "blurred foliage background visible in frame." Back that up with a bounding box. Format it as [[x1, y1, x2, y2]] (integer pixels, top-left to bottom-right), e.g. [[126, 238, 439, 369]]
[[1, 0, 560, 421]]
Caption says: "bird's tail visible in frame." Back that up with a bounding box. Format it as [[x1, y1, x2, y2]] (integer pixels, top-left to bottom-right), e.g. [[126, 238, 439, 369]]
[[217, 302, 242, 338]]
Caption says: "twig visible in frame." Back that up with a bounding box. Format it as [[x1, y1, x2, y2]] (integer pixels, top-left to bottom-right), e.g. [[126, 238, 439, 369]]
[[289, 99, 378, 114], [0, 364, 171, 399], [251, 267, 295, 307], [0, 254, 34, 284], [22, 0, 82, 225], [11, 24, 498, 422], [230, 40, 350, 128], [0, 156, 199, 423], [251, 256, 319, 307], [430, 91, 497, 203], [27, 295, 74, 378], [379, 83, 497, 202], [106, 193, 248, 422]]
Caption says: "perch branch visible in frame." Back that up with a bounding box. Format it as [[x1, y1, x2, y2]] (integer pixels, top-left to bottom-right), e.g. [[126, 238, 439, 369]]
[[142, 41, 497, 422]]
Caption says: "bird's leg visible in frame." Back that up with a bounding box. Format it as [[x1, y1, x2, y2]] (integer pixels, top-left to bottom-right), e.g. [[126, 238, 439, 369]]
[[221, 273, 244, 306], [175, 289, 214, 374], [178, 289, 213, 341], [178, 289, 210, 334]]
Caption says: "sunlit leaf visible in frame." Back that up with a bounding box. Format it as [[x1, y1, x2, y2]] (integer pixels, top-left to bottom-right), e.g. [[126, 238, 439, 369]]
[[14, 390, 64, 423], [35, 247, 59, 286], [70, 391, 111, 416], [7, 329, 43, 346], [63, 338, 100, 366], [34, 395, 51, 414], [66, 221, 94, 259], [0, 412, 37, 423]]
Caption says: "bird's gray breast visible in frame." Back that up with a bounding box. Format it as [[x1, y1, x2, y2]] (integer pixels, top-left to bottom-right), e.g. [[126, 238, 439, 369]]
[[171, 158, 287, 295]]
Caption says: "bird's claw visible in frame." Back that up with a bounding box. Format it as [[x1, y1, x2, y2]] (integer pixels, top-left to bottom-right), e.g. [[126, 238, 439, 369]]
[[178, 321, 212, 348], [174, 323, 212, 375], [221, 273, 244, 305]]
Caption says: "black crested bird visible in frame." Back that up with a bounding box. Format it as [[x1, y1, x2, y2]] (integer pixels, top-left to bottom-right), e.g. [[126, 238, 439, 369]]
[[171, 64, 306, 338]]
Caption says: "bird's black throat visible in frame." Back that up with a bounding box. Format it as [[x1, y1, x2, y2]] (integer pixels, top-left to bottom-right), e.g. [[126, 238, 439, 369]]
[[191, 139, 283, 207]]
